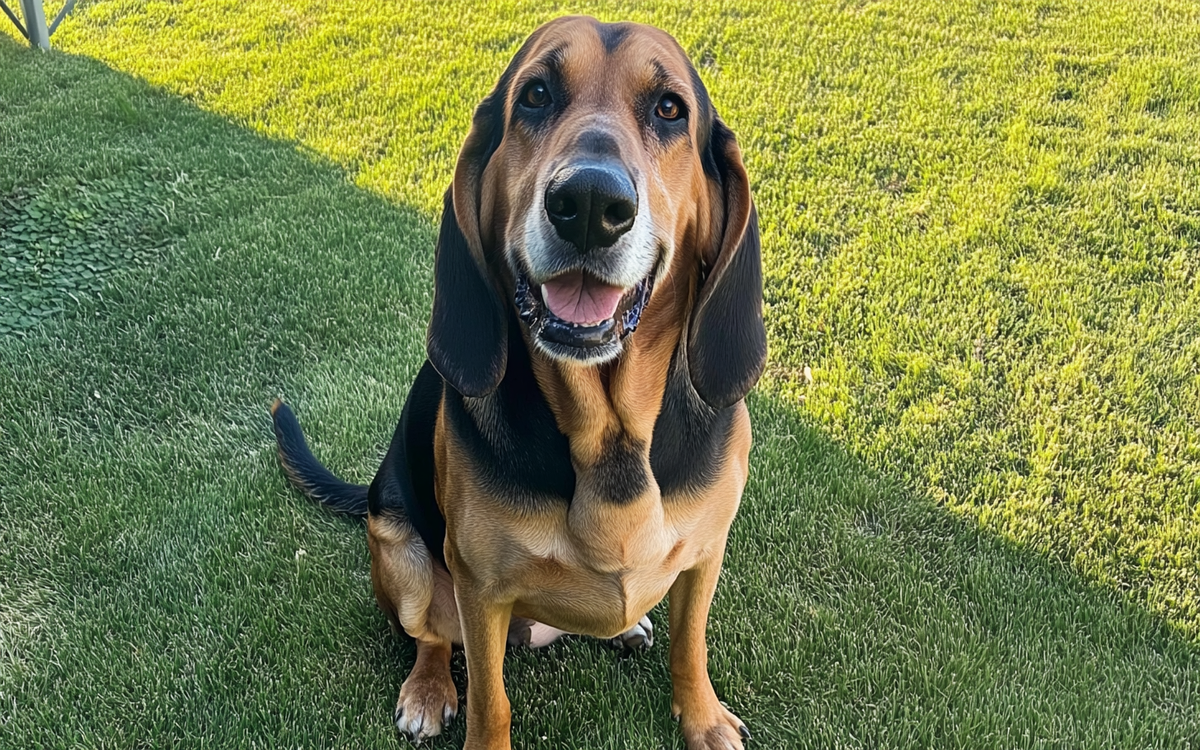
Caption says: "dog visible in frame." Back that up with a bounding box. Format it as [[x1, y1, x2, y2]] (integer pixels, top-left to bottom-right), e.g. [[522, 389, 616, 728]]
[[271, 15, 765, 750]]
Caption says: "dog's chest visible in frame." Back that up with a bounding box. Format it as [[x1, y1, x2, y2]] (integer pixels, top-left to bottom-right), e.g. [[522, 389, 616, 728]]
[[502, 492, 722, 637], [450, 437, 740, 637], [443, 345, 747, 635]]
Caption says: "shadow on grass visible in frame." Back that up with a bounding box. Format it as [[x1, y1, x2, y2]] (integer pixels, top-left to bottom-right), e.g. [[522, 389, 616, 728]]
[[0, 37, 1196, 749]]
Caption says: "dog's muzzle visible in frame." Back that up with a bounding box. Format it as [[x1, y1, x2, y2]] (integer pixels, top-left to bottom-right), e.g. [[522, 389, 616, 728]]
[[515, 155, 657, 362]]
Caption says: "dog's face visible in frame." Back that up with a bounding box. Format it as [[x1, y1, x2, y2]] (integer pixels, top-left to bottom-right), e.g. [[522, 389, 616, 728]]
[[473, 18, 713, 364], [429, 16, 765, 408]]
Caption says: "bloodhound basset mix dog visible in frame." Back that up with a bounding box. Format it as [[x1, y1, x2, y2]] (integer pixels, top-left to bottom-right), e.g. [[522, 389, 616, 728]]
[[271, 15, 765, 750]]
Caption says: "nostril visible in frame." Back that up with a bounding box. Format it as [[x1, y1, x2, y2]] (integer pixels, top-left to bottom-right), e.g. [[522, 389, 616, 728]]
[[548, 194, 578, 220], [603, 200, 635, 227]]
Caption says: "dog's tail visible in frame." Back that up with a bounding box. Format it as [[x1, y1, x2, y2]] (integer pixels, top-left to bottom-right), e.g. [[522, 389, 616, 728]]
[[270, 400, 369, 516]]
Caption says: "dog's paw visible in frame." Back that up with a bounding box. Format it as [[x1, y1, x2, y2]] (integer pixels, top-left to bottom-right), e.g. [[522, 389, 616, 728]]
[[609, 615, 654, 652], [672, 697, 749, 750], [394, 672, 458, 743]]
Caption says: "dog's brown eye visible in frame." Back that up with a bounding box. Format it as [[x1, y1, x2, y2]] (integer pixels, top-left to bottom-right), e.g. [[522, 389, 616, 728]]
[[656, 95, 683, 120], [521, 81, 551, 108]]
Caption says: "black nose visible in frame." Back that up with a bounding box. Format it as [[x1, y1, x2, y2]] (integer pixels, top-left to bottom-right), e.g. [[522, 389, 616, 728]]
[[544, 164, 637, 253]]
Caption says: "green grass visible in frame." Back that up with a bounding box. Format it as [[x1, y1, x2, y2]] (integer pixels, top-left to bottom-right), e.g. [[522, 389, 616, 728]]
[[1, 1, 1199, 747]]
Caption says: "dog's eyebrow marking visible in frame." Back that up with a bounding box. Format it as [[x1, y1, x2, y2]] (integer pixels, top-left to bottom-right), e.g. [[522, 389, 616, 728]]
[[513, 46, 565, 92], [646, 61, 691, 101], [542, 44, 567, 74], [650, 60, 669, 84]]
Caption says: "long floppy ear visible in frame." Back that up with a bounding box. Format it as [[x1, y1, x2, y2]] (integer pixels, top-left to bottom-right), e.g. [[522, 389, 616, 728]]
[[687, 117, 768, 409], [426, 89, 508, 397]]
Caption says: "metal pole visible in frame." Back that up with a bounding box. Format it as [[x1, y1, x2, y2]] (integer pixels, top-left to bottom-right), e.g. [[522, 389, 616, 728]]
[[48, 0, 76, 35], [18, 0, 48, 50], [1, 0, 29, 40]]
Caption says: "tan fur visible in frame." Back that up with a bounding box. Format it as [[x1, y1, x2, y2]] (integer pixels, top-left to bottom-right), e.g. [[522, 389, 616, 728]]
[[374, 17, 756, 750]]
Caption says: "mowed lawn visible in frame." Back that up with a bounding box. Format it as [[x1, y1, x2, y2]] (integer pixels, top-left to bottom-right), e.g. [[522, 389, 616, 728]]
[[2, 0, 1199, 748]]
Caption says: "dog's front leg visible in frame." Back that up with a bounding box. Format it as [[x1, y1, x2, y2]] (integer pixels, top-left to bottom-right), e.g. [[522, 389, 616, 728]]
[[454, 574, 515, 750], [669, 547, 750, 750]]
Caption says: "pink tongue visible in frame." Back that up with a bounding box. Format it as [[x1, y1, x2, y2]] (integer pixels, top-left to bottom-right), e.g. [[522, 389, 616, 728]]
[[541, 272, 626, 326]]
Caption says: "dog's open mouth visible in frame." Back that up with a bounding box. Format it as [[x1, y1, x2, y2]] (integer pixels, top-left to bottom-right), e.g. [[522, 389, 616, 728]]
[[516, 269, 653, 352]]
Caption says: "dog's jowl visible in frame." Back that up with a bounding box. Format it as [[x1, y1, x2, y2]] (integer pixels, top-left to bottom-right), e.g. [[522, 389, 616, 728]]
[[272, 15, 765, 750]]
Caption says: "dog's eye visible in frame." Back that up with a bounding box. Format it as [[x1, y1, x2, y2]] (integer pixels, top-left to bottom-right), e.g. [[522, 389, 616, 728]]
[[655, 95, 684, 121], [520, 81, 551, 108]]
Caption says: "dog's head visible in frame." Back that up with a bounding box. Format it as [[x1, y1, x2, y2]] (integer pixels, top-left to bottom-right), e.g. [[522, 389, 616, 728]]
[[427, 16, 765, 409]]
